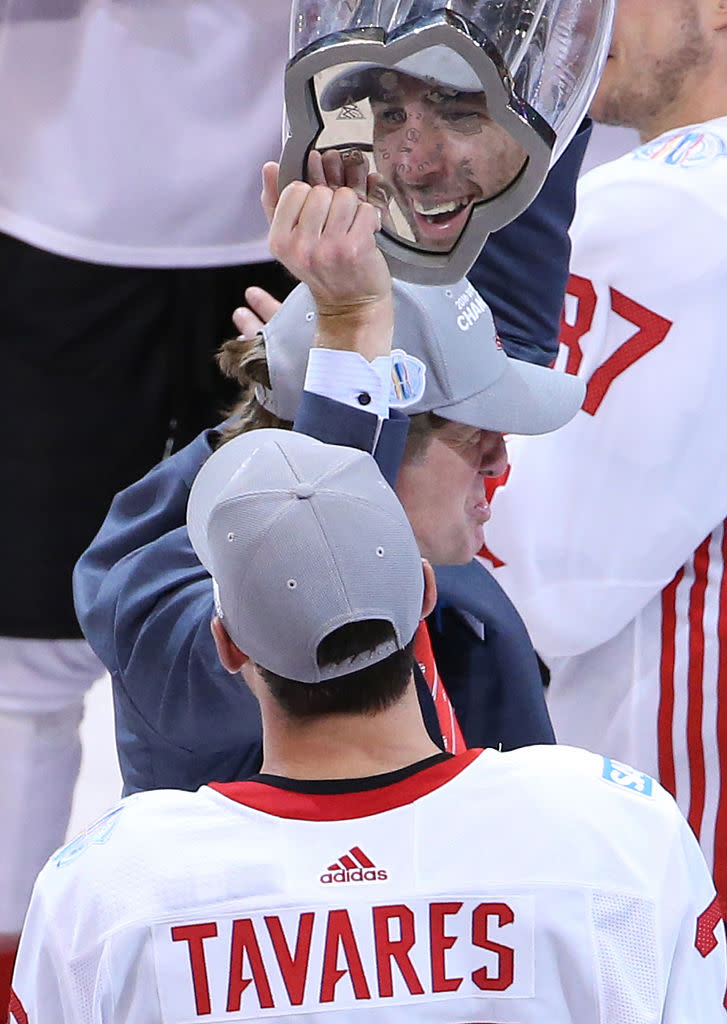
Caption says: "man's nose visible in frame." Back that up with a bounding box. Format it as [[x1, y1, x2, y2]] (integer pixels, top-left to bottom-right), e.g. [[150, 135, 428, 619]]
[[395, 119, 447, 183], [481, 436, 508, 477]]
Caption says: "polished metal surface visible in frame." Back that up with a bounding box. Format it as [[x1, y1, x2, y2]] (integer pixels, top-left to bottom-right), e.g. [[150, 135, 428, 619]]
[[282, 2, 614, 284], [281, 13, 553, 284]]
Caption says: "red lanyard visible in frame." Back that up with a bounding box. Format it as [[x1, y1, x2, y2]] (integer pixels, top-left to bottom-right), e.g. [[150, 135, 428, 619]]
[[413, 621, 466, 754]]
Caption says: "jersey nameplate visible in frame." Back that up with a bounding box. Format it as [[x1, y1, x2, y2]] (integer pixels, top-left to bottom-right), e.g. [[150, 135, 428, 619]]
[[153, 895, 535, 1019]]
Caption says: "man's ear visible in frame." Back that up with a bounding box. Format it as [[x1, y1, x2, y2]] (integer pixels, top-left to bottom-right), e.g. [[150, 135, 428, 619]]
[[211, 617, 249, 674], [420, 559, 438, 619], [714, 0, 727, 30]]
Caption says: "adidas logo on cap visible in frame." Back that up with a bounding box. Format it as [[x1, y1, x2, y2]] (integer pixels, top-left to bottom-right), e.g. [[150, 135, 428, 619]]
[[320, 846, 388, 884]]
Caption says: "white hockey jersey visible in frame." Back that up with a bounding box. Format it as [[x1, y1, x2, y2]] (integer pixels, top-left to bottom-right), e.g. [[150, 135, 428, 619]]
[[484, 117, 727, 898], [0, 1, 289, 266], [10, 746, 727, 1023]]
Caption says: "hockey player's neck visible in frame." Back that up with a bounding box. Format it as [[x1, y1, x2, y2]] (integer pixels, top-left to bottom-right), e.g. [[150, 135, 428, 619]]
[[638, 67, 727, 142], [258, 685, 442, 781]]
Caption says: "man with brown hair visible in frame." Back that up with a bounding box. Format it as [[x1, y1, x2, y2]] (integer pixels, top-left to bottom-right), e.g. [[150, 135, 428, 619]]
[[14, 427, 727, 1024], [74, 177, 583, 794]]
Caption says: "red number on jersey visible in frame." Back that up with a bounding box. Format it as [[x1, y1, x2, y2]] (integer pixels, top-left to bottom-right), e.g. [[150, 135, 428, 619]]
[[9, 990, 28, 1024], [695, 895, 727, 1009], [479, 278, 672, 570], [559, 274, 673, 414], [696, 895, 725, 957]]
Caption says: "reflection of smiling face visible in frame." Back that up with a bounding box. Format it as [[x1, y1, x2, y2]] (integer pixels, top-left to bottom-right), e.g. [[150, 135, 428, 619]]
[[370, 71, 527, 252]]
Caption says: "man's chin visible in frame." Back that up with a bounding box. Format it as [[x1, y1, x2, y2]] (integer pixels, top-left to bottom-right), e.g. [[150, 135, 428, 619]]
[[420, 543, 471, 568], [413, 233, 458, 253], [589, 74, 631, 128], [435, 538, 483, 567]]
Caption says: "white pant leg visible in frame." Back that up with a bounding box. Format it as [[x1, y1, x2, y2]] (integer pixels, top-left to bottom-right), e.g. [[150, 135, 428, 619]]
[[0, 638, 103, 932]]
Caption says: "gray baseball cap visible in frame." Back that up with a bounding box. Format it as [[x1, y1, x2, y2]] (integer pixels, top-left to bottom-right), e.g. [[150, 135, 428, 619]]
[[320, 47, 484, 111], [187, 429, 424, 684], [256, 279, 585, 435]]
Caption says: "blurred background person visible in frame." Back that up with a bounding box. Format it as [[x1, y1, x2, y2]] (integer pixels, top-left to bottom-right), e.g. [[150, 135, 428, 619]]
[[0, 0, 595, 1010], [0, 0, 293, 1006], [484, 0, 727, 908]]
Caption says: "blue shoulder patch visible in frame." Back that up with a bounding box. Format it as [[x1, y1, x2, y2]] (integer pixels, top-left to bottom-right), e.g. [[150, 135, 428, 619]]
[[52, 806, 124, 868], [634, 128, 727, 169], [602, 757, 654, 797]]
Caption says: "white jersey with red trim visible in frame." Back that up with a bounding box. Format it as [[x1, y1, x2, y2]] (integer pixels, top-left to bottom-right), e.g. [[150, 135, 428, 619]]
[[10, 746, 726, 1023], [484, 116, 727, 898]]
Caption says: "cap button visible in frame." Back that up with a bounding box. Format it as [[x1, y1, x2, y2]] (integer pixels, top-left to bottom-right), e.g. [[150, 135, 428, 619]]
[[292, 482, 315, 499]]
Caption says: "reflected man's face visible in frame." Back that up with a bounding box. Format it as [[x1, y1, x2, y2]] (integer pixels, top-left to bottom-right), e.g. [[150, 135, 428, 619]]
[[369, 71, 527, 252]]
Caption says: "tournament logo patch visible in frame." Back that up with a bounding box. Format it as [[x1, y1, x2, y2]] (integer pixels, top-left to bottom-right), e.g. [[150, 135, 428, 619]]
[[52, 805, 124, 867], [634, 128, 727, 168], [389, 349, 426, 408], [602, 757, 653, 797]]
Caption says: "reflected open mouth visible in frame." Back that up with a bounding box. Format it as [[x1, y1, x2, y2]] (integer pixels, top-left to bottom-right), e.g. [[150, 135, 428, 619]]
[[412, 197, 473, 223], [406, 194, 478, 246]]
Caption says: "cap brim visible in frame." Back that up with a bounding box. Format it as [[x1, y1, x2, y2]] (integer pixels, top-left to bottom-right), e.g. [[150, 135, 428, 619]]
[[320, 64, 379, 111], [434, 359, 586, 436], [320, 49, 483, 111], [260, 283, 318, 421]]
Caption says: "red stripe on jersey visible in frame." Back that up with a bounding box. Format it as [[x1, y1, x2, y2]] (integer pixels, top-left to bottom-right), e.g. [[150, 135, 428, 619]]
[[687, 537, 711, 839], [713, 524, 727, 901], [659, 567, 683, 798], [414, 621, 466, 754], [209, 749, 483, 821]]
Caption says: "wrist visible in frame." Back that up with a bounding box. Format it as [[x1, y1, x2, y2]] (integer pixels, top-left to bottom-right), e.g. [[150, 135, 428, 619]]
[[314, 297, 394, 362]]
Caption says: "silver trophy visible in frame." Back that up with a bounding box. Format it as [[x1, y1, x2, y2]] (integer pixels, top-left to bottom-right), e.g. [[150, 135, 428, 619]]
[[281, 0, 615, 284]]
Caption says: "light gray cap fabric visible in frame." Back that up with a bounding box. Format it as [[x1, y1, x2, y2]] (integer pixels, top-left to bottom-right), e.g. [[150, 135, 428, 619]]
[[187, 429, 423, 684], [320, 47, 484, 110], [257, 279, 585, 435]]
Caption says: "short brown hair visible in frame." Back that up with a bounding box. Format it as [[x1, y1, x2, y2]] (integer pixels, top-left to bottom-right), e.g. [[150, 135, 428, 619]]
[[214, 332, 291, 448], [214, 332, 449, 463], [259, 622, 416, 718]]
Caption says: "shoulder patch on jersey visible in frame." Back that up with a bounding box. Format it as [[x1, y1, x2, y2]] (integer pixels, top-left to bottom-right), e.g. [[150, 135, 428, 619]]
[[601, 757, 654, 797], [52, 805, 124, 868], [633, 128, 727, 168]]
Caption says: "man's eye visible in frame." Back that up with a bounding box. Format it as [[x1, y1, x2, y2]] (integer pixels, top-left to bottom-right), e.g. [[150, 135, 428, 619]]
[[381, 107, 407, 124], [444, 429, 481, 452]]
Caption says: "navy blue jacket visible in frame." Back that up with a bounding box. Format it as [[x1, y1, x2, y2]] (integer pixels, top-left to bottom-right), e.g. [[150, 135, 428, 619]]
[[471, 120, 591, 365], [74, 124, 592, 793], [74, 395, 553, 795]]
